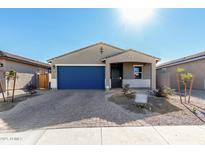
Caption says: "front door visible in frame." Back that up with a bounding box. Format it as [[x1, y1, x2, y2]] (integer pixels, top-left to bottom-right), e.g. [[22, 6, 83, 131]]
[[111, 63, 123, 88]]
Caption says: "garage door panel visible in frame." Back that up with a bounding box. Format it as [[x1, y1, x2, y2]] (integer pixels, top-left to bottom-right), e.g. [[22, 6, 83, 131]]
[[57, 66, 105, 89]]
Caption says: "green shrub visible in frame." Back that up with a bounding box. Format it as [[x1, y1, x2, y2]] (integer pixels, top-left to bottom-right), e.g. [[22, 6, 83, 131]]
[[122, 84, 130, 95], [192, 107, 196, 113], [5, 70, 16, 78], [180, 73, 193, 83], [134, 104, 146, 108], [122, 84, 135, 98], [154, 86, 175, 97]]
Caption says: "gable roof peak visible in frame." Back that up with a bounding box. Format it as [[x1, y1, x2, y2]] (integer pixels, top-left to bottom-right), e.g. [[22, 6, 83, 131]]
[[47, 42, 125, 62], [126, 49, 160, 60]]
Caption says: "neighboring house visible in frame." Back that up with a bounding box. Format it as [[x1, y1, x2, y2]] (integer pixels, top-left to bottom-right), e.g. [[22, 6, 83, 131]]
[[0, 51, 50, 92], [157, 51, 205, 90], [48, 42, 160, 90]]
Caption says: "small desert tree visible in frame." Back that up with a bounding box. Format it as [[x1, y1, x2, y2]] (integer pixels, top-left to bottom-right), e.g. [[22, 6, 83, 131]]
[[176, 67, 194, 103], [5, 70, 17, 102], [5, 70, 15, 95]]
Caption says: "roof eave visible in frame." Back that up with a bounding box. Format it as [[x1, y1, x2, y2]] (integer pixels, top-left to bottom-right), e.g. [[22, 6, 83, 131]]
[[127, 49, 160, 61], [157, 55, 205, 69], [101, 49, 160, 62], [0, 54, 50, 69]]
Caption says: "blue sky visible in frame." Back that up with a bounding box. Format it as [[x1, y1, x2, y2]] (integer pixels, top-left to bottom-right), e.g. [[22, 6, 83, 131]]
[[0, 8, 205, 63]]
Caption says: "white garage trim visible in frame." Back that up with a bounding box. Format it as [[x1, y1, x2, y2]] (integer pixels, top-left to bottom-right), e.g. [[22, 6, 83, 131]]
[[51, 79, 57, 89], [55, 64, 106, 66]]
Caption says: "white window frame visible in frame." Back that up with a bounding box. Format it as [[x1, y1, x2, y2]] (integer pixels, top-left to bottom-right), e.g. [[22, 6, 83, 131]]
[[133, 65, 143, 79]]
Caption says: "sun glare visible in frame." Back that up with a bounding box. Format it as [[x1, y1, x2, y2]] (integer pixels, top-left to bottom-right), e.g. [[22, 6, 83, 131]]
[[119, 8, 155, 27]]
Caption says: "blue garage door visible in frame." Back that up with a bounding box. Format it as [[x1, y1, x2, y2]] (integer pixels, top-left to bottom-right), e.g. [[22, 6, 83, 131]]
[[57, 66, 105, 89]]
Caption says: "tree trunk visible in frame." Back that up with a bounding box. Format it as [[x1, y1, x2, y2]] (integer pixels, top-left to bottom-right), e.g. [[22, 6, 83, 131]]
[[184, 83, 187, 103], [176, 74, 182, 103], [6, 78, 9, 97], [188, 78, 194, 103]]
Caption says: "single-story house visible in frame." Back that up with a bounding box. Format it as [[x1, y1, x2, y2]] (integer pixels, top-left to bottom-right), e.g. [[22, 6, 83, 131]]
[[48, 42, 160, 90], [157, 51, 205, 90], [0, 51, 50, 92]]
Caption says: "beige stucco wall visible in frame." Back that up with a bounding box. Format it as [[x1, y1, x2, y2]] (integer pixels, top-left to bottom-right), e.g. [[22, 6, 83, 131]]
[[50, 44, 124, 78], [123, 63, 134, 79], [0, 63, 6, 92], [123, 62, 151, 79], [156, 58, 205, 90], [0, 60, 48, 91], [143, 63, 151, 79]]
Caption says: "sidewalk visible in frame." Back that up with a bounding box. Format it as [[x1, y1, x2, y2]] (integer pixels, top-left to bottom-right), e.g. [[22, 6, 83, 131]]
[[0, 125, 205, 145]]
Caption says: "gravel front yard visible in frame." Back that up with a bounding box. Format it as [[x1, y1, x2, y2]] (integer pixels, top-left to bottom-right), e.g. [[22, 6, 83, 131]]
[[144, 96, 204, 125], [0, 89, 204, 132], [108, 90, 205, 126], [0, 91, 45, 112]]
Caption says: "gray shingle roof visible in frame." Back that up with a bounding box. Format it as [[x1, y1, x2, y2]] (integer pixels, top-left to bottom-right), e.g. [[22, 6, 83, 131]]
[[48, 42, 160, 62], [157, 51, 205, 69], [0, 50, 50, 68]]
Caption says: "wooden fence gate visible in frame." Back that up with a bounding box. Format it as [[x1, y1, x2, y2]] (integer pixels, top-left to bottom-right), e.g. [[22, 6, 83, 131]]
[[38, 73, 49, 89]]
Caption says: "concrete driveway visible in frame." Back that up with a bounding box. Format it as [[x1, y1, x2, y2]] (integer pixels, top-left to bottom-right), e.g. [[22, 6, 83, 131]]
[[0, 90, 146, 132]]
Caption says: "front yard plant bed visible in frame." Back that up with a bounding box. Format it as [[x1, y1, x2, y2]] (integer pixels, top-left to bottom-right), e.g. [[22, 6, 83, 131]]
[[182, 103, 205, 122], [108, 91, 205, 126], [108, 93, 180, 114], [108, 93, 149, 114]]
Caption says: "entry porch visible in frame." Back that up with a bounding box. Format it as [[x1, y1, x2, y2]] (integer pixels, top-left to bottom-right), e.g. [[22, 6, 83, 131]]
[[107, 62, 152, 89], [102, 49, 157, 89]]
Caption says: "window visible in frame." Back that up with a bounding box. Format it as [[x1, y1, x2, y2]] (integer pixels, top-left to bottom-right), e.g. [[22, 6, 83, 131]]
[[133, 66, 143, 79]]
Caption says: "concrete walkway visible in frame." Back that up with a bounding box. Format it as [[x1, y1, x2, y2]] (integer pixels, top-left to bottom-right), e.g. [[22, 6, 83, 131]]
[[0, 125, 205, 145]]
